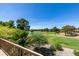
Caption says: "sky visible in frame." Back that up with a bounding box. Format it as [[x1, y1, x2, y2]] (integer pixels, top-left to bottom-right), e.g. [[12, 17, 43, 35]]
[[0, 3, 79, 29]]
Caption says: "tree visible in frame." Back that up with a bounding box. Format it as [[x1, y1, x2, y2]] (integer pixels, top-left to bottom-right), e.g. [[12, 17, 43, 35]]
[[0, 21, 8, 26], [62, 25, 75, 36], [0, 20, 14, 28], [0, 21, 3, 25], [16, 18, 30, 30], [51, 27, 60, 34], [44, 28, 49, 32], [8, 20, 15, 28]]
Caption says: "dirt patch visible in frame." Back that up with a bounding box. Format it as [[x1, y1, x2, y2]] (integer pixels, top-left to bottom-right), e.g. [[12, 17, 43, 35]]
[[55, 47, 75, 56], [59, 33, 79, 39]]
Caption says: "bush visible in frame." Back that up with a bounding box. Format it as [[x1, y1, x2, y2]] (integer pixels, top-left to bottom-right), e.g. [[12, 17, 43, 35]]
[[0, 26, 16, 39], [12, 30, 28, 46], [29, 32, 48, 47], [27, 35, 34, 46], [55, 43, 63, 51], [12, 30, 28, 40], [33, 47, 55, 56], [74, 50, 79, 56], [50, 45, 56, 51]]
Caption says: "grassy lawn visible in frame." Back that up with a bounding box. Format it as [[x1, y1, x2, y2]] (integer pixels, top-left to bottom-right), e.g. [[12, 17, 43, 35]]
[[0, 26, 79, 50], [41, 32, 79, 50]]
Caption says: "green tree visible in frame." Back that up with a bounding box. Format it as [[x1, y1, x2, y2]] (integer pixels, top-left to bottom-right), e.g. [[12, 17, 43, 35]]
[[0, 20, 14, 28], [16, 18, 30, 30], [0, 21, 10, 26], [62, 25, 75, 36], [8, 20, 15, 28], [0, 21, 3, 26], [0, 22, 7, 26], [51, 27, 60, 34], [44, 28, 49, 32]]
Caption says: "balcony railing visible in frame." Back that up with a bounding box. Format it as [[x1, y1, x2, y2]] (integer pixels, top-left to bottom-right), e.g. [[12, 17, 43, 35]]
[[0, 38, 43, 56]]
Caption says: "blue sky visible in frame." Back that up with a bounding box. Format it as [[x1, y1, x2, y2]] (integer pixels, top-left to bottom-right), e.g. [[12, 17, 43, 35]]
[[0, 3, 79, 29]]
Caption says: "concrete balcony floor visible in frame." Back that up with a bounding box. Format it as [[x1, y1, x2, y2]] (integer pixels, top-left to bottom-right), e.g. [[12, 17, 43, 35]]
[[0, 49, 7, 56]]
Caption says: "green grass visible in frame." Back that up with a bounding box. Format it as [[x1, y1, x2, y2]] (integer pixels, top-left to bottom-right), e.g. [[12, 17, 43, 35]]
[[41, 32, 79, 50], [0, 26, 79, 50]]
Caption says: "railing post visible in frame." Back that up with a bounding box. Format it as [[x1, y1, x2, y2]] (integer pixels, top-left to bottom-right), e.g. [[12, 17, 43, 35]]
[[18, 48, 23, 56]]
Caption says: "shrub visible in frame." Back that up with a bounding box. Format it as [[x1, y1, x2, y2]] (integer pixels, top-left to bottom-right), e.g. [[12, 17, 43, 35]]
[[12, 30, 28, 46], [27, 35, 34, 46], [55, 43, 63, 51], [50, 45, 56, 51], [0, 26, 16, 39], [12, 30, 28, 40], [29, 32, 48, 47], [74, 50, 79, 56], [34, 47, 55, 56], [0, 26, 29, 47]]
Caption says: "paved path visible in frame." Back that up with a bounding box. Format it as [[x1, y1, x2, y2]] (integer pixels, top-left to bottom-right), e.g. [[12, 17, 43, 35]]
[[0, 49, 7, 56], [56, 47, 75, 56]]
